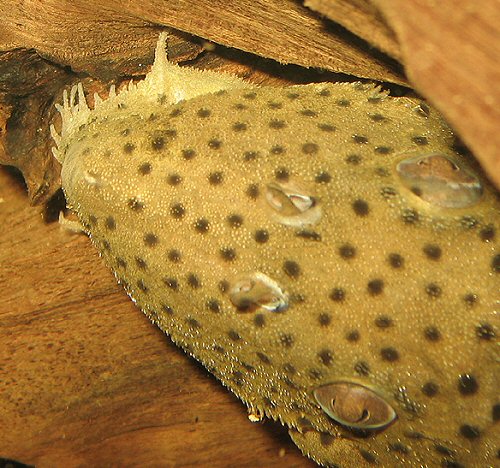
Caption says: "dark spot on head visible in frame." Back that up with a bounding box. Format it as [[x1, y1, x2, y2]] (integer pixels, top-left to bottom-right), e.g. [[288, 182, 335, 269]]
[[492, 403, 500, 421], [318, 349, 333, 366], [88, 215, 97, 225], [218, 280, 229, 293], [283, 363, 296, 375], [476, 323, 495, 340], [426, 283, 442, 298], [339, 243, 356, 259], [167, 173, 182, 186], [187, 273, 201, 288], [254, 229, 269, 243], [135, 257, 147, 270], [170, 203, 185, 219], [345, 330, 360, 343], [388, 442, 409, 454], [151, 136, 165, 151], [137, 279, 148, 293], [256, 352, 271, 364], [352, 134, 368, 144], [280, 333, 294, 348], [412, 136, 428, 146], [367, 279, 384, 295], [296, 230, 321, 241], [208, 171, 223, 185], [116, 257, 127, 269], [233, 103, 247, 110], [318, 88, 331, 96], [434, 444, 454, 457], [336, 99, 350, 107], [315, 171, 331, 183], [423, 244, 442, 260], [458, 374, 479, 395], [161, 304, 174, 315], [359, 449, 377, 464], [388, 253, 404, 268], [369, 114, 389, 124], [402, 208, 419, 224], [194, 218, 209, 233], [424, 326, 441, 341], [492, 254, 500, 273], [228, 330, 241, 341], [269, 119, 286, 129], [464, 293, 478, 306], [346, 154, 362, 165], [352, 199, 370, 216], [381, 347, 399, 362], [318, 123, 335, 132], [220, 247, 236, 261], [170, 108, 182, 117], [105, 216, 116, 230], [308, 368, 323, 380], [286, 92, 300, 100], [206, 299, 221, 313], [354, 360, 370, 375], [275, 167, 289, 181], [268, 101, 282, 109], [138, 162, 152, 175], [301, 109, 318, 117], [208, 139, 222, 150], [144, 233, 158, 247], [102, 240, 111, 251], [123, 142, 135, 153], [163, 277, 179, 290], [182, 148, 196, 160], [186, 317, 200, 329], [422, 381, 439, 397], [283, 260, 300, 278], [329, 287, 345, 302], [479, 225, 495, 242], [243, 92, 257, 100], [375, 315, 393, 328], [232, 122, 247, 132], [246, 183, 259, 199], [381, 186, 398, 199], [375, 146, 393, 154], [254, 313, 265, 328], [270, 145, 285, 155], [167, 249, 181, 263], [459, 424, 480, 439], [197, 108, 211, 118], [302, 142, 319, 154], [320, 433, 335, 447], [318, 313, 331, 326], [461, 216, 478, 229], [243, 150, 259, 161], [227, 214, 243, 228]]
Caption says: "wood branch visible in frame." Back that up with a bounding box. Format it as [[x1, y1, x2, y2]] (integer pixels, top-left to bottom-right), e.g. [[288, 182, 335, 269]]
[[372, 0, 500, 188], [0, 0, 404, 83], [305, 0, 402, 60]]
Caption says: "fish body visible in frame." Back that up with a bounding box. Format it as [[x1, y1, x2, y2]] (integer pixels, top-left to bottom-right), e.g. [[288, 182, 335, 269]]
[[52, 33, 499, 467]]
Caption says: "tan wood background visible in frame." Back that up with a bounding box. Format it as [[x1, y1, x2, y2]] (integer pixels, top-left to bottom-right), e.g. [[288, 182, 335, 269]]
[[0, 167, 313, 466]]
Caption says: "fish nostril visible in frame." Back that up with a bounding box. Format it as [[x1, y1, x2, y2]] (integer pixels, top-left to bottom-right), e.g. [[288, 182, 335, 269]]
[[314, 381, 397, 430], [265, 181, 321, 227], [396, 153, 483, 208]]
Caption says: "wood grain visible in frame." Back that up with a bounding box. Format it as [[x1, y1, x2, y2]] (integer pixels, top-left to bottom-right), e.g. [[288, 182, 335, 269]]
[[305, 0, 401, 60], [0, 167, 313, 467], [373, 0, 500, 189], [0, 0, 404, 83]]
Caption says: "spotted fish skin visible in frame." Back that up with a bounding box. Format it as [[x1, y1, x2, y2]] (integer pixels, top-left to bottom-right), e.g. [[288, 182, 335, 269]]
[[52, 33, 500, 467]]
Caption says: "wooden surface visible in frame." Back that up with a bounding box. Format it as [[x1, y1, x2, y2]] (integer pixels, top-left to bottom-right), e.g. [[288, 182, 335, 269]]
[[0, 167, 313, 467]]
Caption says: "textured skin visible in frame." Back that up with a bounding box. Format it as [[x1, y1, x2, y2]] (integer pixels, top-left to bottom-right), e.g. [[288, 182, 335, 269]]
[[53, 36, 499, 467]]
